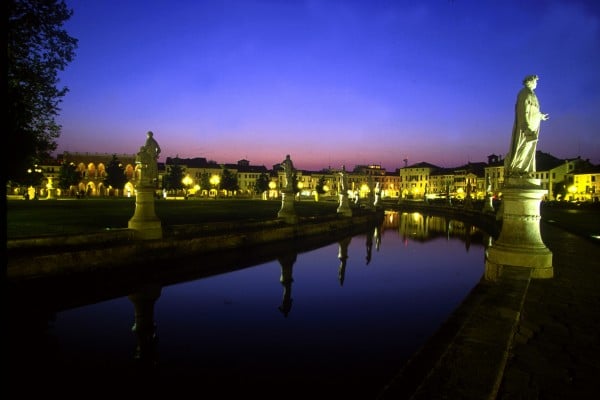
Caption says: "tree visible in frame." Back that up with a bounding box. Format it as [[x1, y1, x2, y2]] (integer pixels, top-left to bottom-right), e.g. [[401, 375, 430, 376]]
[[316, 176, 327, 195], [199, 172, 210, 193], [220, 168, 239, 194], [291, 173, 300, 194], [255, 172, 270, 194], [7, 0, 78, 185], [104, 155, 128, 194], [22, 165, 44, 189], [163, 161, 185, 192], [58, 160, 79, 195]]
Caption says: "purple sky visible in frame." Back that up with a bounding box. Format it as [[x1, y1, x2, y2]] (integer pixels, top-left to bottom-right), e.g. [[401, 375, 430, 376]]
[[56, 0, 600, 171]]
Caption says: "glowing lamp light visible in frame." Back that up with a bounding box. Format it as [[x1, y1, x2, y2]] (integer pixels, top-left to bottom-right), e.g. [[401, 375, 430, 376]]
[[182, 175, 193, 187], [268, 181, 276, 190], [210, 175, 220, 186]]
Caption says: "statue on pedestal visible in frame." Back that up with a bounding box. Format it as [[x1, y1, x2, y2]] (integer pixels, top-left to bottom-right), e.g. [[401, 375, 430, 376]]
[[504, 75, 549, 178], [486, 76, 553, 279], [337, 165, 352, 217], [281, 154, 295, 193], [277, 154, 298, 223], [129, 131, 162, 239], [135, 131, 161, 187]]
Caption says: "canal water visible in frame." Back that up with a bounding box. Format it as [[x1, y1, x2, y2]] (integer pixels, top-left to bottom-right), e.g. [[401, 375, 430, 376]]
[[9, 211, 489, 398]]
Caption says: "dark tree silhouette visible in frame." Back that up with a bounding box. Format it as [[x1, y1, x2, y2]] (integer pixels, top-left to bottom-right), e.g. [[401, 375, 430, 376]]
[[7, 0, 78, 184], [255, 172, 270, 194], [104, 155, 128, 193]]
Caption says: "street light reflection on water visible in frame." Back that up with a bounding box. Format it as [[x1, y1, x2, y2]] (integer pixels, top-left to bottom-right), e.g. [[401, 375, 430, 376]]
[[15, 211, 488, 398]]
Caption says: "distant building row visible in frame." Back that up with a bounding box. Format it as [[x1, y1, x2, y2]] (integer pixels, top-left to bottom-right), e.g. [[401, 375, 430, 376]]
[[16, 150, 600, 202]]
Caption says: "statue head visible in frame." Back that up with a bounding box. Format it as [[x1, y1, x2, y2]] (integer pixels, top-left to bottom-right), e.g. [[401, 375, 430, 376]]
[[147, 131, 154, 138], [523, 74, 539, 87]]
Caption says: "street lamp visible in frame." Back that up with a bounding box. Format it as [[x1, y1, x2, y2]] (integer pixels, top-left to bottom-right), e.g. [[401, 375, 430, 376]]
[[568, 185, 577, 201], [210, 175, 220, 197], [182, 175, 193, 198]]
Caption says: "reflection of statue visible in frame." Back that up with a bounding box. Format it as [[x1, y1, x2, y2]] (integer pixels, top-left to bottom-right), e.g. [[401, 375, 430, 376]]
[[366, 227, 374, 265], [505, 75, 549, 177], [128, 284, 162, 366], [281, 154, 294, 192], [278, 253, 296, 317], [337, 236, 352, 286]]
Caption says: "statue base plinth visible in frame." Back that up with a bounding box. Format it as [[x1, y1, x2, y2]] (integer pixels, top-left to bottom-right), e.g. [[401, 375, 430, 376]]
[[337, 194, 353, 217], [278, 191, 298, 224], [482, 195, 495, 214], [128, 186, 162, 240], [46, 188, 57, 200], [486, 178, 552, 279]]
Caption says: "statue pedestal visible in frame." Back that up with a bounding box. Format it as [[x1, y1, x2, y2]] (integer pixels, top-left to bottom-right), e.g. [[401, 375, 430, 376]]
[[337, 194, 352, 217], [46, 188, 57, 199], [278, 191, 298, 224], [128, 186, 162, 240], [482, 195, 495, 214], [485, 178, 553, 279]]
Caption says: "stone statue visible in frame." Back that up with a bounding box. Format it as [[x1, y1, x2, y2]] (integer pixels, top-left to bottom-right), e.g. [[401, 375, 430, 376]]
[[281, 154, 295, 192], [145, 131, 161, 159], [374, 182, 381, 206], [339, 165, 349, 193], [135, 131, 161, 186], [504, 75, 549, 177]]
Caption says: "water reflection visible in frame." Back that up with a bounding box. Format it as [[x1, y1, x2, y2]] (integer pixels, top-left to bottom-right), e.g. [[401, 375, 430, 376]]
[[128, 284, 161, 366], [278, 253, 296, 317], [9, 211, 492, 398], [338, 236, 352, 285]]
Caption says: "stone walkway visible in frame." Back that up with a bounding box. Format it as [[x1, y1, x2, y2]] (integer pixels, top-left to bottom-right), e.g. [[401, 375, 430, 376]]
[[378, 212, 600, 399], [497, 222, 600, 399]]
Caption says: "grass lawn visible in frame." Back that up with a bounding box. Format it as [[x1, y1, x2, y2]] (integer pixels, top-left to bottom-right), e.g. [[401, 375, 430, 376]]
[[6, 197, 341, 239]]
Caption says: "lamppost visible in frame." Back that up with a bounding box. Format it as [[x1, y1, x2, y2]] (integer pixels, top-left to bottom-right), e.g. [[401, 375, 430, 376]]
[[269, 181, 277, 199], [210, 175, 220, 198], [568, 185, 577, 202], [182, 175, 193, 199]]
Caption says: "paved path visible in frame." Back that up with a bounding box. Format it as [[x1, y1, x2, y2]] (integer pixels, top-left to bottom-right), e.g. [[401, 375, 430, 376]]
[[379, 208, 599, 399], [497, 221, 600, 399]]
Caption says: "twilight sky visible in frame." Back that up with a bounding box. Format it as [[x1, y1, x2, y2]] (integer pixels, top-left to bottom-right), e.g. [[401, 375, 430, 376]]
[[56, 0, 600, 171]]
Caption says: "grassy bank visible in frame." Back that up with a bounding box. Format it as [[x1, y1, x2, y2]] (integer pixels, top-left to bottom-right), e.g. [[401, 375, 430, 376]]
[[6, 198, 340, 239]]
